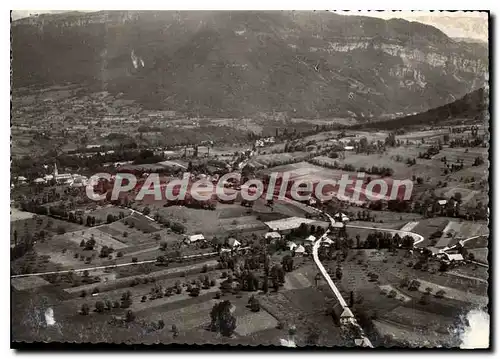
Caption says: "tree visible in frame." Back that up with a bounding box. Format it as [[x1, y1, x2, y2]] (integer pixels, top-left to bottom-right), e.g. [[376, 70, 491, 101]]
[[172, 324, 179, 337], [132, 257, 138, 263], [121, 291, 133, 308], [80, 303, 90, 315], [85, 238, 96, 250], [209, 300, 237, 337], [160, 241, 168, 251], [408, 280, 421, 291], [262, 276, 269, 293], [425, 287, 433, 295], [125, 310, 136, 322], [419, 295, 430, 305], [95, 301, 105, 313], [80, 239, 85, 247], [435, 290, 446, 299], [189, 287, 201, 297], [158, 319, 165, 330], [335, 266, 343, 281], [105, 299, 113, 310]]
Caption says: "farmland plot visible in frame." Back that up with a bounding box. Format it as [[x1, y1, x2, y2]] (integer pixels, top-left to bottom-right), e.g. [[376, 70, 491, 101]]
[[11, 276, 51, 291], [64, 228, 128, 250], [234, 310, 278, 336]]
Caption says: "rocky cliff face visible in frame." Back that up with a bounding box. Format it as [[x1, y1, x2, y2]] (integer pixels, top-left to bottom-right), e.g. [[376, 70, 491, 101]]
[[11, 11, 488, 118]]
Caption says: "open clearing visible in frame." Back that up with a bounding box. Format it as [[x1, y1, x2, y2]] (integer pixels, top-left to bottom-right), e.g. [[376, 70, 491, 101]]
[[11, 276, 51, 291], [234, 310, 279, 336]]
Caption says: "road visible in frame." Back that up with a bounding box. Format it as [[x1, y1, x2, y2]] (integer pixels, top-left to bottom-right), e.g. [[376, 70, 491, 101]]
[[11, 251, 220, 278], [11, 245, 252, 279]]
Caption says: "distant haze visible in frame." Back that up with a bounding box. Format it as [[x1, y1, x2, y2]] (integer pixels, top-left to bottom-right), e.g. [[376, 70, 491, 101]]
[[11, 10, 488, 42]]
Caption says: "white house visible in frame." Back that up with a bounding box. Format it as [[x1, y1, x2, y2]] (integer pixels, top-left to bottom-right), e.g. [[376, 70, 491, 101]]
[[287, 241, 298, 251], [444, 253, 464, 262], [227, 237, 241, 248], [305, 235, 316, 242], [330, 222, 345, 229], [186, 234, 205, 243], [294, 245, 306, 254], [265, 232, 281, 241], [322, 237, 335, 246], [339, 307, 355, 325], [334, 212, 350, 222]]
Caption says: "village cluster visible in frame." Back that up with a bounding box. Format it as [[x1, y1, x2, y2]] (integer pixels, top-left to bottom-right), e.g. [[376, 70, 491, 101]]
[[11, 83, 489, 347]]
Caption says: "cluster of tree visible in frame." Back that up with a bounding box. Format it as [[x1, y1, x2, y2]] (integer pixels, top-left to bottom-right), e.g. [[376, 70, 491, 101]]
[[449, 137, 486, 148], [364, 232, 414, 249], [11, 233, 35, 260], [418, 146, 441, 160], [264, 154, 315, 169], [288, 223, 326, 239], [99, 245, 115, 258], [80, 237, 97, 250], [308, 158, 394, 177], [164, 197, 217, 211], [247, 295, 261, 312], [157, 217, 186, 234], [106, 213, 124, 224], [209, 300, 237, 337]]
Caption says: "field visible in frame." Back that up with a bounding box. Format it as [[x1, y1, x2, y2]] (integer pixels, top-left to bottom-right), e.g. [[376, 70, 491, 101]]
[[10, 207, 35, 221], [10, 214, 85, 245], [250, 152, 311, 168]]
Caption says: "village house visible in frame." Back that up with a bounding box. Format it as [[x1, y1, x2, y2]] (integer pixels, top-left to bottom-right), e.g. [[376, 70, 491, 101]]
[[264, 232, 281, 242], [185, 234, 205, 244]]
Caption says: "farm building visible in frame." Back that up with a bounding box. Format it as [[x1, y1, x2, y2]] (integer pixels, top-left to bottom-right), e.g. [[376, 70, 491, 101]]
[[305, 235, 316, 242], [264, 216, 316, 233], [287, 241, 298, 251], [185, 234, 205, 243], [355, 337, 373, 348], [339, 307, 355, 325], [264, 232, 281, 241], [330, 222, 346, 230], [334, 212, 350, 222], [294, 245, 306, 254], [322, 237, 335, 246], [227, 237, 241, 248], [444, 253, 464, 262]]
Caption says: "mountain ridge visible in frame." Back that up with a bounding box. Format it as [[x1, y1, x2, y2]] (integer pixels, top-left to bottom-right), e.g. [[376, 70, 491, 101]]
[[11, 11, 488, 118]]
